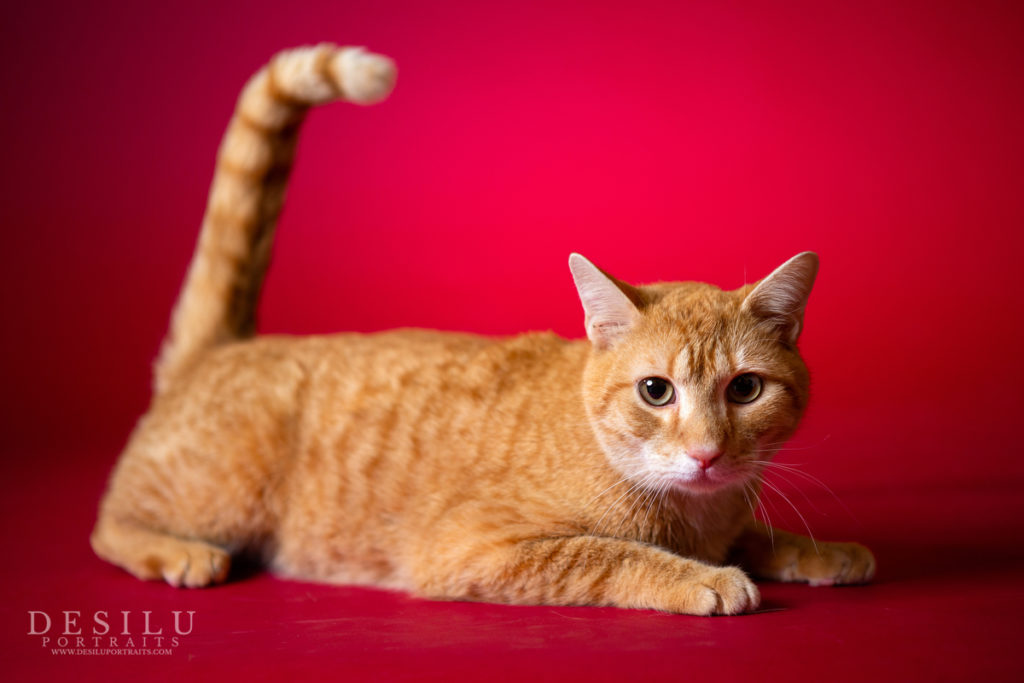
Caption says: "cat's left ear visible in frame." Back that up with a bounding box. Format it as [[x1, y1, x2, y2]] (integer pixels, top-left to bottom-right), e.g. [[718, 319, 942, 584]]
[[741, 252, 819, 345], [568, 254, 642, 349]]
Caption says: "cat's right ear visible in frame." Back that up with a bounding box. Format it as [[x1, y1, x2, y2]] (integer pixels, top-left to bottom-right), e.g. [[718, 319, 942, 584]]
[[568, 254, 642, 349]]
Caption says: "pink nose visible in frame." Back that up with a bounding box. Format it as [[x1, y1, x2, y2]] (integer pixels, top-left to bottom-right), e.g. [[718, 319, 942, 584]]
[[689, 449, 723, 470]]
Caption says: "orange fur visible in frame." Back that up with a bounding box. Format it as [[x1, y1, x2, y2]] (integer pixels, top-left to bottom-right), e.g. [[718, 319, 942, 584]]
[[92, 44, 874, 615]]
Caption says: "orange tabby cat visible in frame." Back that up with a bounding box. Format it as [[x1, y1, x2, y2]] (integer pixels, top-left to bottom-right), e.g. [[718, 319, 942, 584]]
[[92, 44, 875, 615]]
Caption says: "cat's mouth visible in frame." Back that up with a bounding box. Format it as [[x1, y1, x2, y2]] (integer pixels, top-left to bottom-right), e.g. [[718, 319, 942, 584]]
[[665, 465, 746, 495]]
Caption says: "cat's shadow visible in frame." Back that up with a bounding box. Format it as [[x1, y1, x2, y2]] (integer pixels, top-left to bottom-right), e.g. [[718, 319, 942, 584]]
[[226, 554, 266, 583], [747, 599, 789, 615]]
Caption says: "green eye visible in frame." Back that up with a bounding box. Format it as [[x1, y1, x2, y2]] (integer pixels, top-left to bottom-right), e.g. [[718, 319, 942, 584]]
[[639, 377, 675, 406], [727, 374, 763, 404]]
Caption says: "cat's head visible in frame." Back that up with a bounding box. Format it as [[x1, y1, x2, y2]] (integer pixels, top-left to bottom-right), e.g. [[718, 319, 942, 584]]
[[570, 252, 817, 496]]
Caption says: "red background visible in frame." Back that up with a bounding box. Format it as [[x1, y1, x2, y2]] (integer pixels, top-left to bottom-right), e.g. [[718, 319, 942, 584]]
[[2, 0, 1023, 680]]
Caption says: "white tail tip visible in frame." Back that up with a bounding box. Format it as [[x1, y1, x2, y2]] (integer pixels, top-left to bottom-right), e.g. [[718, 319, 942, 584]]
[[333, 47, 397, 104]]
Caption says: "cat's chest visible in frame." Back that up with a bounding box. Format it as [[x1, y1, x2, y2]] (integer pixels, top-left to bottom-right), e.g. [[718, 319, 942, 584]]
[[645, 494, 748, 564]]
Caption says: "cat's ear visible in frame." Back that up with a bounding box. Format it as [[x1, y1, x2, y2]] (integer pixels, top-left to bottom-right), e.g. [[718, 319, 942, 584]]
[[741, 252, 819, 345], [568, 253, 642, 349]]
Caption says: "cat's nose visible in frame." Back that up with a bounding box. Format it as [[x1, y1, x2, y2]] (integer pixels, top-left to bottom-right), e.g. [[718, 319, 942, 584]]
[[688, 448, 722, 470]]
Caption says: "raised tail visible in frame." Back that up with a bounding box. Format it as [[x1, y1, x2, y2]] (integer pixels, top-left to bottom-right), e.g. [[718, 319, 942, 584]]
[[154, 44, 396, 393]]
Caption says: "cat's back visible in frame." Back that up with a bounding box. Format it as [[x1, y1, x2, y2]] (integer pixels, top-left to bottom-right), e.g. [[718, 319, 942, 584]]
[[169, 327, 576, 406], [144, 327, 587, 475], [287, 327, 588, 460]]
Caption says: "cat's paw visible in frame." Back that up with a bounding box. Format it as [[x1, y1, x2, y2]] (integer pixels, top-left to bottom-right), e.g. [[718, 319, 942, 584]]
[[682, 566, 760, 615], [785, 541, 876, 586], [158, 541, 231, 588]]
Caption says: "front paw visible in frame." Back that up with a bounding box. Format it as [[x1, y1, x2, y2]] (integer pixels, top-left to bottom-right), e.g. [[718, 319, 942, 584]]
[[680, 566, 761, 615], [785, 541, 876, 586]]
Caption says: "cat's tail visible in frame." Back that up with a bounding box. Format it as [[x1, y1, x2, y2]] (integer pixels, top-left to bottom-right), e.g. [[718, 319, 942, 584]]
[[153, 44, 396, 393]]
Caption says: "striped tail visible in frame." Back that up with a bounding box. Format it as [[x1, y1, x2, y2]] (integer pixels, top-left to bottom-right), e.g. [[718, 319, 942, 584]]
[[154, 44, 396, 393]]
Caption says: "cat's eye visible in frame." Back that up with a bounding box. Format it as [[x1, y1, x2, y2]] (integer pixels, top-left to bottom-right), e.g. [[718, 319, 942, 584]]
[[638, 377, 675, 406], [727, 373, 763, 404]]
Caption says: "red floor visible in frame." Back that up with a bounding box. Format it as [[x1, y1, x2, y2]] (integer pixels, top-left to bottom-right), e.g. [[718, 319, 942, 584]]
[[3, 444, 1022, 682]]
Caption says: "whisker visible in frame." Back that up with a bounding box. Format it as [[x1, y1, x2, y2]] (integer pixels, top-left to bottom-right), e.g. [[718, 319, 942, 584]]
[[759, 434, 832, 451], [640, 478, 669, 542], [620, 473, 661, 538], [757, 459, 859, 522], [740, 484, 760, 542], [590, 474, 652, 540], [626, 484, 656, 541], [760, 479, 819, 554], [745, 481, 774, 552], [582, 474, 633, 510], [650, 485, 666, 544], [760, 468, 827, 517]]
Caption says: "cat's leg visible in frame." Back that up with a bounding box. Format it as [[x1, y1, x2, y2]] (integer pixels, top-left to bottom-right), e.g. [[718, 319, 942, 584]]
[[413, 535, 760, 615], [729, 520, 875, 586], [91, 515, 231, 588]]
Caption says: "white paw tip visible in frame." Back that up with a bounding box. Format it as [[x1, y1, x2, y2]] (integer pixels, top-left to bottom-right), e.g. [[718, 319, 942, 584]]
[[334, 48, 397, 104]]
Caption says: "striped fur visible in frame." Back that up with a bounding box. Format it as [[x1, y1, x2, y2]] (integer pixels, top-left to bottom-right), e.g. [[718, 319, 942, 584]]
[[154, 44, 396, 393], [92, 46, 873, 615]]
